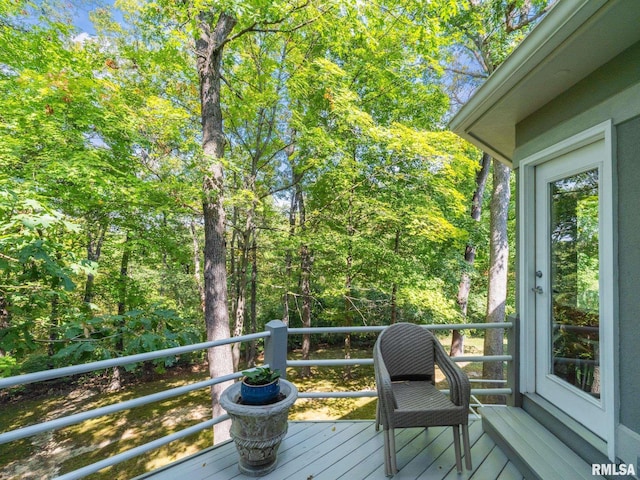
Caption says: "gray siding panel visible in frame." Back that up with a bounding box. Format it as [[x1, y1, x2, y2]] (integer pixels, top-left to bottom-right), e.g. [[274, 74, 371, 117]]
[[517, 41, 640, 150], [616, 115, 640, 432], [514, 40, 640, 167]]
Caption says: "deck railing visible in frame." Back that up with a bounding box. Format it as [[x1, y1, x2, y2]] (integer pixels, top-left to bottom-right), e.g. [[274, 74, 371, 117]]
[[0, 317, 518, 479]]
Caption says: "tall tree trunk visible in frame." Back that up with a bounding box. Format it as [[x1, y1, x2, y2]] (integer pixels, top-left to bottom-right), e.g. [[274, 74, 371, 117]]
[[229, 201, 239, 352], [48, 252, 63, 367], [300, 244, 312, 378], [110, 232, 131, 392], [483, 160, 511, 403], [451, 152, 491, 356], [344, 182, 355, 380], [390, 230, 400, 324], [283, 200, 295, 327], [246, 236, 258, 367], [290, 155, 311, 377], [0, 294, 9, 357], [344, 263, 352, 380], [83, 224, 107, 306], [283, 140, 300, 326], [190, 219, 205, 312], [232, 168, 257, 371], [196, 11, 237, 445], [48, 288, 59, 368], [117, 232, 130, 318], [231, 227, 251, 372], [159, 214, 168, 296]]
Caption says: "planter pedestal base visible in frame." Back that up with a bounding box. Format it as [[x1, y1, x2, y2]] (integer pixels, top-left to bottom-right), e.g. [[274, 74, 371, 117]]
[[220, 379, 298, 477]]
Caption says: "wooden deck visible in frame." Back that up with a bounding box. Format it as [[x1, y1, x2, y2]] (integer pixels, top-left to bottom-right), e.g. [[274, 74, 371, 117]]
[[138, 419, 524, 480]]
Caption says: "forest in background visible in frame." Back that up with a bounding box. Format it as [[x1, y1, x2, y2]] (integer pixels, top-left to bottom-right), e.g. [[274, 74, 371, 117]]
[[0, 0, 551, 383]]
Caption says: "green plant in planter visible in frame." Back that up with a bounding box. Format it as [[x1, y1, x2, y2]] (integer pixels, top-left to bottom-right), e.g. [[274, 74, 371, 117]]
[[221, 377, 298, 475], [242, 366, 281, 385], [241, 367, 281, 405]]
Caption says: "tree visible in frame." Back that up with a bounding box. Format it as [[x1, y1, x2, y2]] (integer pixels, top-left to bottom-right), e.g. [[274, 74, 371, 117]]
[[291, 0, 465, 338], [194, 9, 237, 444], [442, 0, 554, 385], [451, 152, 490, 356], [223, 30, 292, 371], [0, 0, 207, 379], [189, 0, 327, 443], [484, 161, 510, 391], [0, 0, 555, 419], [0, 3, 142, 366]]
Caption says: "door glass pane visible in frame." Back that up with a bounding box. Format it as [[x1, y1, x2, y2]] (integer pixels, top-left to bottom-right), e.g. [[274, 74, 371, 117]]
[[549, 168, 600, 397]]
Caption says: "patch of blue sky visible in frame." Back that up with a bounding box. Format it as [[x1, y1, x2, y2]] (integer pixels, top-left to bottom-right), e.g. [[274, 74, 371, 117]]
[[69, 0, 125, 36]]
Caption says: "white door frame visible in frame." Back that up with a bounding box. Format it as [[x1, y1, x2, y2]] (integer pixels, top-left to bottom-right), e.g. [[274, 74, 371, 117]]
[[518, 120, 617, 460]]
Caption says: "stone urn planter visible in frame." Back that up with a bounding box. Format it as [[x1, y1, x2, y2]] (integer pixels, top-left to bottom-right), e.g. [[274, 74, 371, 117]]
[[220, 378, 298, 476]]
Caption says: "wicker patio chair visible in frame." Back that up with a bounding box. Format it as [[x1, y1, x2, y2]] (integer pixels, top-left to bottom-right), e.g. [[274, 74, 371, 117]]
[[374, 322, 472, 476]]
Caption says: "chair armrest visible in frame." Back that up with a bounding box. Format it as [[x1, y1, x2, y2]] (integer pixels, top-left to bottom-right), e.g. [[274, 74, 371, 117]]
[[374, 339, 396, 425], [433, 339, 470, 409]]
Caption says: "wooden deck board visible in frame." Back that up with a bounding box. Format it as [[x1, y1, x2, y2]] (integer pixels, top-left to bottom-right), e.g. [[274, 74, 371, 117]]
[[390, 421, 481, 479], [310, 423, 386, 480], [137, 420, 524, 480], [242, 421, 373, 480], [468, 445, 509, 480], [496, 460, 525, 480], [441, 426, 495, 480]]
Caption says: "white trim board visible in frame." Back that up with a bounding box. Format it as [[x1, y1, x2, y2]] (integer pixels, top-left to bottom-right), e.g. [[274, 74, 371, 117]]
[[616, 425, 640, 474], [518, 120, 617, 461]]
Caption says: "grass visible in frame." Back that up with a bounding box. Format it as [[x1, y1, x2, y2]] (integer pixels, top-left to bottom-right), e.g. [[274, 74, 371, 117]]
[[0, 334, 497, 480]]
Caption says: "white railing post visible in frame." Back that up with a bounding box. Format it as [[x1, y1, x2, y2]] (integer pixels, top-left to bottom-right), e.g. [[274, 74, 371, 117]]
[[264, 320, 288, 379], [507, 314, 521, 407]]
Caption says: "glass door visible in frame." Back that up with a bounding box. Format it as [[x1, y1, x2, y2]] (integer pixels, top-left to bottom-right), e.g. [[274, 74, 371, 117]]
[[534, 139, 608, 439]]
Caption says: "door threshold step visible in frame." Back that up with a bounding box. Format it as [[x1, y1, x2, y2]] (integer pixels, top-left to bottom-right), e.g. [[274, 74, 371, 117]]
[[480, 406, 604, 480]]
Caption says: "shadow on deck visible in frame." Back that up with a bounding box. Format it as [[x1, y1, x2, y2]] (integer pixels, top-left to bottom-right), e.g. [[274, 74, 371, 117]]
[[136, 419, 523, 480]]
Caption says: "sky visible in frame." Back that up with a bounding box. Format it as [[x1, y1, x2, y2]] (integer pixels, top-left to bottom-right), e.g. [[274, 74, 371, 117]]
[[72, 3, 99, 35], [67, 0, 124, 36]]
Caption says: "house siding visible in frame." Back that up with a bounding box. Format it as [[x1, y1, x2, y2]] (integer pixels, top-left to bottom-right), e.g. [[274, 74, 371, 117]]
[[512, 40, 640, 463], [513, 40, 640, 167], [616, 115, 640, 433]]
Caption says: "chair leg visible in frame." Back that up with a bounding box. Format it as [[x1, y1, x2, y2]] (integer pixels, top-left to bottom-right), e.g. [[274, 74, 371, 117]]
[[452, 425, 462, 474], [375, 400, 380, 431], [462, 423, 472, 470], [389, 427, 398, 474], [383, 429, 390, 476], [383, 428, 396, 476]]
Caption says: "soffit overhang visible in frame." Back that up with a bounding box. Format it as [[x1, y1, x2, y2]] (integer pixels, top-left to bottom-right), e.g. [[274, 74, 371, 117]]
[[449, 0, 640, 165]]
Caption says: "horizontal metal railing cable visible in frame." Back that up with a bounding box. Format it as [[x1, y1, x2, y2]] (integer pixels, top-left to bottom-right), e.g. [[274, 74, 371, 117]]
[[288, 321, 512, 336], [287, 322, 514, 402], [54, 414, 231, 480], [296, 388, 511, 400], [469, 379, 507, 383], [450, 354, 511, 362], [288, 358, 374, 367], [298, 391, 378, 399], [0, 371, 244, 445], [0, 321, 515, 479], [287, 355, 511, 368], [0, 331, 270, 389]]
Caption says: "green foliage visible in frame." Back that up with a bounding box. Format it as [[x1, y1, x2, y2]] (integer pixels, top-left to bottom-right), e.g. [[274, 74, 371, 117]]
[[51, 307, 202, 371], [242, 366, 281, 385], [0, 355, 18, 377], [0, 0, 522, 376]]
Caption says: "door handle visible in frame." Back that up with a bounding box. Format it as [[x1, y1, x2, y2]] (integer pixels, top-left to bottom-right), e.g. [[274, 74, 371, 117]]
[[532, 286, 543, 294]]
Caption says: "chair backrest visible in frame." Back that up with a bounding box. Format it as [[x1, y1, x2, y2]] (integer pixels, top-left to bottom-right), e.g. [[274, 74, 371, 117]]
[[378, 322, 435, 382]]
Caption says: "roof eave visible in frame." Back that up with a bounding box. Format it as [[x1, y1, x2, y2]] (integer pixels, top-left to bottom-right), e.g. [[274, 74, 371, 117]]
[[449, 0, 607, 165]]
